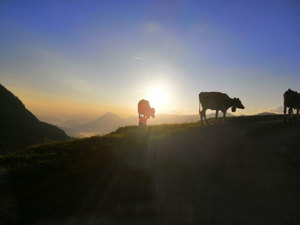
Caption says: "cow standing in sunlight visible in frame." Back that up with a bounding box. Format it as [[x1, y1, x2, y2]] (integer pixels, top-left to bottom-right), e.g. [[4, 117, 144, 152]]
[[138, 99, 155, 126], [199, 92, 245, 124], [283, 89, 300, 122]]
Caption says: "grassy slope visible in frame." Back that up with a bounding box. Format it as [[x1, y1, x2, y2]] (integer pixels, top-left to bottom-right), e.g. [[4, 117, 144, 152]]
[[1, 115, 300, 225]]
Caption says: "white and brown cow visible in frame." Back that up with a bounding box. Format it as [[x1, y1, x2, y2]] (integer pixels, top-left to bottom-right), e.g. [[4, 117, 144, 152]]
[[199, 92, 245, 124]]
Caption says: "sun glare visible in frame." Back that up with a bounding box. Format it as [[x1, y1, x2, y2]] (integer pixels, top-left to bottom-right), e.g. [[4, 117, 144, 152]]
[[146, 84, 170, 112]]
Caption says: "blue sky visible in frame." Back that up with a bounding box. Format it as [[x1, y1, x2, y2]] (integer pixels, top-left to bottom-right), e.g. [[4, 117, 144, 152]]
[[1, 0, 300, 117]]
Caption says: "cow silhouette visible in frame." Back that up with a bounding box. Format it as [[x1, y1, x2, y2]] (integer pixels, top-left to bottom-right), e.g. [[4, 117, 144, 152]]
[[199, 92, 245, 124], [283, 89, 300, 122]]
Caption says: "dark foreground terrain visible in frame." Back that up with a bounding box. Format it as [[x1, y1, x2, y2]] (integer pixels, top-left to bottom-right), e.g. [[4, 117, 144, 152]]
[[0, 115, 299, 225]]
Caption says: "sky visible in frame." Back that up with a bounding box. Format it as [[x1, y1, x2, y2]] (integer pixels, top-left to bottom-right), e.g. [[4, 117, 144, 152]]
[[1, 0, 300, 119]]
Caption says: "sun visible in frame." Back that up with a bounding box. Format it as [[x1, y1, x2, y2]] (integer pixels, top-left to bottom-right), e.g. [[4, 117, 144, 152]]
[[146, 84, 170, 112]]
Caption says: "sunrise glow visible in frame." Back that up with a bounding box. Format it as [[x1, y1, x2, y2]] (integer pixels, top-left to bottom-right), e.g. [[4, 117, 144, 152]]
[[146, 84, 170, 112]]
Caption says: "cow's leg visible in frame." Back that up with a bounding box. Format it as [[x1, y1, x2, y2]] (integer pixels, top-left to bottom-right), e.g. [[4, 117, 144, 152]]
[[203, 109, 208, 124], [200, 110, 203, 123], [283, 106, 287, 122], [288, 107, 293, 122], [215, 110, 219, 124], [223, 110, 227, 123]]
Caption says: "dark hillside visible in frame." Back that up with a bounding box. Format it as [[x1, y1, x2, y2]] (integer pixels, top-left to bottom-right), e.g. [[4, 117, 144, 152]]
[[0, 83, 69, 153], [1, 115, 299, 225]]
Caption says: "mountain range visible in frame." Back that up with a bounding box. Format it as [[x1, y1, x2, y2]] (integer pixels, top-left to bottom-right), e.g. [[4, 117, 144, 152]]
[[54, 112, 234, 137], [53, 111, 279, 137], [0, 82, 282, 148]]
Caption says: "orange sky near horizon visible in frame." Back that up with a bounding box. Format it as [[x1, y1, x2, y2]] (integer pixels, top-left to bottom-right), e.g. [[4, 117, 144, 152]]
[[7, 85, 136, 118], [6, 84, 272, 121]]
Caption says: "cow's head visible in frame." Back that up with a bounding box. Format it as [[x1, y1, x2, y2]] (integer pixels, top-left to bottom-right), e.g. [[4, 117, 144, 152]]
[[232, 98, 245, 112], [150, 108, 155, 118], [145, 107, 155, 119]]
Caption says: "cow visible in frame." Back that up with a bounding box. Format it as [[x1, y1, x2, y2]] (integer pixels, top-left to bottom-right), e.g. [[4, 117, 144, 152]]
[[138, 99, 155, 126], [199, 92, 245, 124], [283, 89, 300, 122]]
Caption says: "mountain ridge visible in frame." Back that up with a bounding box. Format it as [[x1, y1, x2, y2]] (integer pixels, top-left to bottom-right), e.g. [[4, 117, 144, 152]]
[[0, 83, 70, 153]]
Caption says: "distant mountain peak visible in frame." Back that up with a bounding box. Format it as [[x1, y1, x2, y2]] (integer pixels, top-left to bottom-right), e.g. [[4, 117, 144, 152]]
[[101, 112, 120, 120], [103, 112, 115, 116], [256, 112, 277, 116]]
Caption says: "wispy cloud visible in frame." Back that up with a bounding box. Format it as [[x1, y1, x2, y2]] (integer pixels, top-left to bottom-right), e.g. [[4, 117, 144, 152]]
[[132, 56, 144, 61]]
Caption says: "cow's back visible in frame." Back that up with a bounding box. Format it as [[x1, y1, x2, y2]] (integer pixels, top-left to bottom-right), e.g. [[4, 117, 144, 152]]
[[199, 92, 229, 109], [138, 99, 150, 114], [284, 89, 300, 108]]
